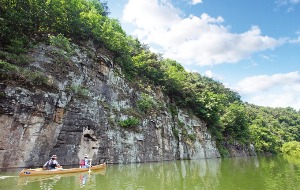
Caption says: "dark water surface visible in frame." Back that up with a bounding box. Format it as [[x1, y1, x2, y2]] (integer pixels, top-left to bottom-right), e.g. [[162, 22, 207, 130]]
[[1, 155, 300, 190]]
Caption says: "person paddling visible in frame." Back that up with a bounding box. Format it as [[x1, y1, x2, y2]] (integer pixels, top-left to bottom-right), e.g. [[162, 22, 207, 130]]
[[43, 155, 60, 170], [79, 154, 92, 168]]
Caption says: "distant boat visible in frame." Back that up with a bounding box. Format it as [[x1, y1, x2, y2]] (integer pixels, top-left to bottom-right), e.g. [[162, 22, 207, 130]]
[[19, 163, 106, 177]]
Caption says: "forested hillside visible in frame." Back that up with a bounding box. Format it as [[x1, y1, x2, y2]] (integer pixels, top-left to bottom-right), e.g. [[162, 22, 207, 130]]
[[1, 0, 300, 157]]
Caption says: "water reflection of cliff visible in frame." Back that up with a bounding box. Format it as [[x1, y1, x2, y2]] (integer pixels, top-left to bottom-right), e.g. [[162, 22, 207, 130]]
[[100, 159, 221, 189], [218, 156, 300, 190], [264, 155, 300, 190], [283, 154, 300, 165]]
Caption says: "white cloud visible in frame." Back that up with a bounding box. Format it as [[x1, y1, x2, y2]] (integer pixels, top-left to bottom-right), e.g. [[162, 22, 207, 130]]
[[122, 0, 283, 66], [204, 70, 214, 78], [289, 36, 300, 43], [275, 0, 300, 12], [203, 70, 223, 80], [259, 54, 273, 61], [123, 0, 182, 31], [230, 71, 300, 93], [276, 0, 300, 6], [249, 93, 300, 110], [228, 71, 300, 110], [190, 0, 203, 5]]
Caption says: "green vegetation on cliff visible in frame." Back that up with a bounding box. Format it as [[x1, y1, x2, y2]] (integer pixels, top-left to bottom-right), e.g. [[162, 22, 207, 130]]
[[247, 105, 300, 154], [1, 0, 300, 157]]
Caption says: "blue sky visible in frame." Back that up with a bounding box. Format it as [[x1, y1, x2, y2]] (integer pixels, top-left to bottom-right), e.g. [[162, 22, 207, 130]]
[[107, 0, 300, 110]]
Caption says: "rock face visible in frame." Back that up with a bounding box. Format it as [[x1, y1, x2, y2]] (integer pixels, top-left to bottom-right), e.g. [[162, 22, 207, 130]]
[[0, 43, 253, 168]]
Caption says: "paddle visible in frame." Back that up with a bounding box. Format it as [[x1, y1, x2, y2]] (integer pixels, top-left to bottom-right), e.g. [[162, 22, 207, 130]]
[[88, 159, 92, 173]]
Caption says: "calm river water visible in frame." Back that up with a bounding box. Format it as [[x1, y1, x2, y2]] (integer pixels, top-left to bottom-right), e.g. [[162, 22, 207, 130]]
[[1, 155, 300, 190]]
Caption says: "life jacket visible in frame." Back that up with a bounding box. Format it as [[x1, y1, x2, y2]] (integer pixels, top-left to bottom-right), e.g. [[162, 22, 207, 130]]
[[48, 159, 57, 169], [79, 159, 85, 166]]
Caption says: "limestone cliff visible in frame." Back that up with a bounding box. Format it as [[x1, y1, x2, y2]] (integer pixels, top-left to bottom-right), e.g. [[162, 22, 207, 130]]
[[0, 42, 254, 168]]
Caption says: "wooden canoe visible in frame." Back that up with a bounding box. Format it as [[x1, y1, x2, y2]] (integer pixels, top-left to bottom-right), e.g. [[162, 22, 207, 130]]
[[18, 168, 106, 185], [19, 163, 106, 177]]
